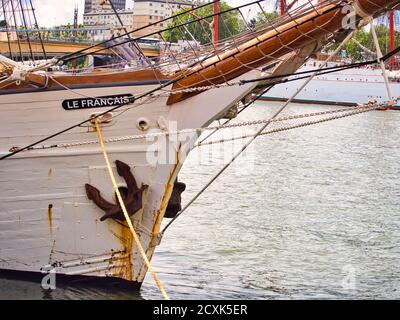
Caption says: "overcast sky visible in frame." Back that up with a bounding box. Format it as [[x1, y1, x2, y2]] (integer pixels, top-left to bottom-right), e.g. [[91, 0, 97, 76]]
[[33, 0, 276, 27]]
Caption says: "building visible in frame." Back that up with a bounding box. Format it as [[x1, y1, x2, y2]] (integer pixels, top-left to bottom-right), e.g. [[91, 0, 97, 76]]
[[84, 0, 126, 14], [132, 0, 193, 36], [83, 8, 133, 41], [83, 0, 206, 40]]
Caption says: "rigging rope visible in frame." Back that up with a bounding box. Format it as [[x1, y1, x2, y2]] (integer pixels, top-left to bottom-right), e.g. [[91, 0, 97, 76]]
[[162, 97, 397, 234], [161, 99, 293, 234], [2, 1, 400, 161], [161, 31, 367, 234], [2, 44, 399, 160], [371, 20, 393, 103], [21, 104, 377, 151], [95, 119, 169, 300], [58, 0, 222, 63], [18, 0, 34, 61], [1, 0, 13, 61], [10, 0, 23, 62], [58, 0, 342, 64], [195, 103, 390, 147], [29, 0, 47, 60]]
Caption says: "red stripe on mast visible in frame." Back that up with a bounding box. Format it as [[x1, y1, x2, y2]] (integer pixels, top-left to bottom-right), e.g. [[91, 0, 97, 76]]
[[390, 10, 395, 70], [280, 0, 286, 16], [213, 1, 219, 45]]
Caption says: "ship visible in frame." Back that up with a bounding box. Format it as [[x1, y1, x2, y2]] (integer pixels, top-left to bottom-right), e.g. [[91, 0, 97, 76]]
[[261, 3, 400, 109], [260, 59, 400, 109], [0, 0, 398, 294]]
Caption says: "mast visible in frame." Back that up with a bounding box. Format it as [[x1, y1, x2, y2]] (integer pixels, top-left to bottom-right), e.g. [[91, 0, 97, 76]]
[[18, 0, 34, 61], [10, 0, 24, 62], [280, 0, 286, 16], [71, 5, 79, 69], [1, 0, 14, 60], [73, 5, 78, 42], [29, 0, 47, 60], [213, 1, 218, 45], [389, 10, 395, 70], [106, 0, 141, 61]]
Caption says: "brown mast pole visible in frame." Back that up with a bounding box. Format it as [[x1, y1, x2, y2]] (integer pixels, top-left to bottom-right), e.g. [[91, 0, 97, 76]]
[[389, 10, 395, 70], [213, 1, 218, 45], [280, 0, 286, 16]]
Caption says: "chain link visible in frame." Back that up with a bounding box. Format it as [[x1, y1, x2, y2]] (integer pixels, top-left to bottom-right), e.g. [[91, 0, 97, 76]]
[[195, 104, 386, 147], [26, 101, 394, 152]]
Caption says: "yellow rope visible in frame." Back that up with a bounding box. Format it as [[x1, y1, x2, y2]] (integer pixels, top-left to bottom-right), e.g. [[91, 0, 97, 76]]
[[94, 120, 169, 300]]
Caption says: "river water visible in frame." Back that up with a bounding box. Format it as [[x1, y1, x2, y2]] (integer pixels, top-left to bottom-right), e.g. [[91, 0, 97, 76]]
[[1, 101, 399, 300]]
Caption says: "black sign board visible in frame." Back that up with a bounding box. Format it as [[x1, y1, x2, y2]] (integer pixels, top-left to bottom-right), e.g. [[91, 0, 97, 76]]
[[62, 94, 135, 110]]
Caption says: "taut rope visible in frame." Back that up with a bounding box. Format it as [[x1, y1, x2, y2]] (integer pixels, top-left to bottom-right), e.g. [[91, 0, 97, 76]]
[[94, 119, 169, 300]]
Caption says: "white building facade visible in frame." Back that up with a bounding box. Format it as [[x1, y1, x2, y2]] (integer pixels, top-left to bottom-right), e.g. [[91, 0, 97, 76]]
[[84, 0, 126, 13], [83, 0, 133, 41]]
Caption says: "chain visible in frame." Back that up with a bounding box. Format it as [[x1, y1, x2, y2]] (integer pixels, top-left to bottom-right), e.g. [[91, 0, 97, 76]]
[[24, 103, 386, 152], [195, 104, 385, 147]]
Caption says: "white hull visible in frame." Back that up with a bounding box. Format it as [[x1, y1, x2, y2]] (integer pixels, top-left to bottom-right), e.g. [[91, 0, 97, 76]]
[[262, 62, 400, 108], [0, 71, 259, 285]]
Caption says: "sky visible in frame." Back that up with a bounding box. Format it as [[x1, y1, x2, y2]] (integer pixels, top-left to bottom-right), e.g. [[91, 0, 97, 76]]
[[34, 0, 133, 27], [33, 0, 276, 27]]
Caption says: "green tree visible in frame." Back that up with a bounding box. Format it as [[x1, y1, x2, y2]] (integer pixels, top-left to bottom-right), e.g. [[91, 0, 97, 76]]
[[250, 11, 279, 28], [50, 23, 86, 41], [340, 24, 400, 62], [163, 1, 245, 44]]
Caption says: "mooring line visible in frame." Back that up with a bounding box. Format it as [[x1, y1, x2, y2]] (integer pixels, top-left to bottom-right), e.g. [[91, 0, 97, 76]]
[[2, 43, 400, 160], [94, 120, 169, 300], [161, 30, 356, 234]]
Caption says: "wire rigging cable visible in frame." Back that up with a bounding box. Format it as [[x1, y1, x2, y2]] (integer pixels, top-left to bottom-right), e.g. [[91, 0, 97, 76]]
[[18, 0, 34, 61], [57, 0, 341, 64], [161, 29, 392, 233], [95, 119, 169, 300], [1, 0, 13, 61], [58, 0, 223, 63], [1, 0, 398, 162], [28, 0, 47, 60], [1, 44, 399, 161]]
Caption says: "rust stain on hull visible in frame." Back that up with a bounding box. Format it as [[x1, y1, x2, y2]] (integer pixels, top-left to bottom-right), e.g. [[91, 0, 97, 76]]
[[110, 221, 133, 281], [47, 204, 53, 235], [152, 148, 182, 235], [137, 149, 182, 281]]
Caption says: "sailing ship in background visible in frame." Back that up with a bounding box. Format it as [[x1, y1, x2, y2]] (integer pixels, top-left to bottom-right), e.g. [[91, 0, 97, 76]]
[[262, 59, 400, 108], [262, 0, 400, 108], [0, 0, 398, 293]]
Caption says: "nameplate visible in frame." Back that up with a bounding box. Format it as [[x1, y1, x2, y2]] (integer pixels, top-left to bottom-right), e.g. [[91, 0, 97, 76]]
[[62, 94, 134, 110]]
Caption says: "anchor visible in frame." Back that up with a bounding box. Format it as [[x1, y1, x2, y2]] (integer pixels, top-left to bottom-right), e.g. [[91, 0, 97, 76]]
[[85, 160, 148, 222], [164, 179, 186, 219]]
